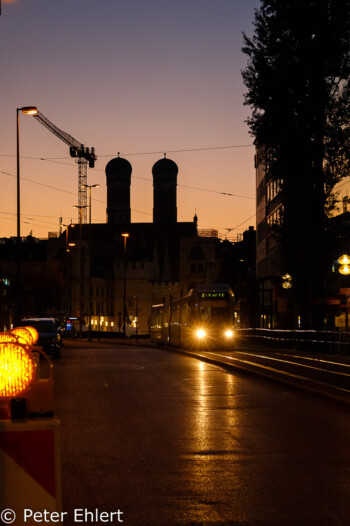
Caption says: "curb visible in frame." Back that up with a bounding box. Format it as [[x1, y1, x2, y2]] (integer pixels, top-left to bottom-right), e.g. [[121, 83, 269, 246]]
[[164, 346, 350, 408]]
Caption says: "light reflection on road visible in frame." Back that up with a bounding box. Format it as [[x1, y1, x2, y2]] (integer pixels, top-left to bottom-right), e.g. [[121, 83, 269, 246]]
[[190, 359, 241, 455]]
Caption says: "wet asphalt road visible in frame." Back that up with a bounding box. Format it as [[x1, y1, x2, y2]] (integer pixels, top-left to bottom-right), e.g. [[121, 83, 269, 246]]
[[54, 341, 350, 525]]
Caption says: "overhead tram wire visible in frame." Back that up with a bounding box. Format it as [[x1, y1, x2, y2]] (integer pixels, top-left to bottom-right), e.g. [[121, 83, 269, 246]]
[[0, 169, 152, 218], [0, 212, 59, 230], [99, 143, 254, 157], [0, 142, 254, 160], [0, 140, 256, 225], [207, 212, 257, 234], [2, 156, 255, 201], [0, 141, 255, 200]]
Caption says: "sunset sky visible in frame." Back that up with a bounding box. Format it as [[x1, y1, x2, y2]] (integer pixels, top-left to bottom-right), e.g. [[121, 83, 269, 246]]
[[0, 0, 262, 240]]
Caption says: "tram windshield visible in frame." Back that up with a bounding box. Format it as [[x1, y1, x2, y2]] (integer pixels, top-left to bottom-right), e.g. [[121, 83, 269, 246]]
[[199, 306, 230, 323]]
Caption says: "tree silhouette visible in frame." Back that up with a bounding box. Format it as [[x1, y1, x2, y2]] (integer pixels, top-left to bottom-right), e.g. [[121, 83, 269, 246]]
[[242, 0, 350, 328]]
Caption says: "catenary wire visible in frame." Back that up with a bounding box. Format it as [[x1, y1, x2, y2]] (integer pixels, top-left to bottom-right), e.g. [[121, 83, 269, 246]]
[[0, 143, 254, 160]]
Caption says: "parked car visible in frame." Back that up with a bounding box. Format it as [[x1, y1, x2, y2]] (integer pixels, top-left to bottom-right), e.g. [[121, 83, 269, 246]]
[[20, 318, 62, 358]]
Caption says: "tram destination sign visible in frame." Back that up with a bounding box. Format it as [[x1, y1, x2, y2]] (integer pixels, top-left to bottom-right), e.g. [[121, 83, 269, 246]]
[[201, 292, 226, 299]]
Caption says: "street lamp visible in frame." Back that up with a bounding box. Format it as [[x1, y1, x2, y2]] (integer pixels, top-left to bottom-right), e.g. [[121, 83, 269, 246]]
[[338, 255, 350, 275], [337, 254, 350, 333], [61, 223, 76, 316], [121, 233, 129, 337], [80, 184, 100, 224], [16, 106, 38, 322], [73, 205, 88, 337], [80, 184, 100, 341]]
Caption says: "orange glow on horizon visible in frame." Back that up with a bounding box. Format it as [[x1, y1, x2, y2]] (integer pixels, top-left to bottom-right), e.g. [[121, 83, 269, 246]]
[[0, 2, 257, 240]]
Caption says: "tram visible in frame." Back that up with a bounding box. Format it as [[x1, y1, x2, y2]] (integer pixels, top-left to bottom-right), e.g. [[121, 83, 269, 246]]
[[150, 284, 236, 348]]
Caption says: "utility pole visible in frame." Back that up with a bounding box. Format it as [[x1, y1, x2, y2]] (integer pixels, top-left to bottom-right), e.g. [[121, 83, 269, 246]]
[[73, 205, 87, 338], [81, 184, 100, 341], [121, 233, 129, 337]]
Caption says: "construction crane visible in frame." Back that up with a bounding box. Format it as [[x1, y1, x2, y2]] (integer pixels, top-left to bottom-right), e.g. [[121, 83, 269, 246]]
[[33, 111, 97, 224]]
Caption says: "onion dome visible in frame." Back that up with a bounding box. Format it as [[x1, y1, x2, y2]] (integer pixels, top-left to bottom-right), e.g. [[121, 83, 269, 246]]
[[152, 156, 178, 180], [106, 155, 132, 181]]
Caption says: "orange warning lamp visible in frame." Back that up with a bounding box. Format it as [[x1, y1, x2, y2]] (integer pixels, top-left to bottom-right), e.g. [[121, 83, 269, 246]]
[[11, 327, 34, 346], [24, 326, 39, 345], [0, 342, 35, 399], [0, 332, 18, 343]]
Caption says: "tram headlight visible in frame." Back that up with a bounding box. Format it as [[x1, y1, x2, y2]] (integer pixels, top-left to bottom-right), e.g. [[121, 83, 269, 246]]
[[225, 330, 234, 338], [196, 329, 206, 339]]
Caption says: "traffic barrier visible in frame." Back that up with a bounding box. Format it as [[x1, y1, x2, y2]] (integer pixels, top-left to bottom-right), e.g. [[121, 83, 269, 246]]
[[0, 331, 61, 520], [0, 419, 61, 518]]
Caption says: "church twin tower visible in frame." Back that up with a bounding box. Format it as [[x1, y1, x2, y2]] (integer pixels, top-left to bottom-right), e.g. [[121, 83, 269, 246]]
[[105, 155, 178, 224]]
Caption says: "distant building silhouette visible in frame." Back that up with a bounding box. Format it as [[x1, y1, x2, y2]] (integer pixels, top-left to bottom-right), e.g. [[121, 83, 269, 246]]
[[0, 157, 256, 333]]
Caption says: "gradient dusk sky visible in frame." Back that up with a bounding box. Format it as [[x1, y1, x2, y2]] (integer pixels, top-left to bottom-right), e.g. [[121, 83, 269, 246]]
[[0, 0, 260, 239]]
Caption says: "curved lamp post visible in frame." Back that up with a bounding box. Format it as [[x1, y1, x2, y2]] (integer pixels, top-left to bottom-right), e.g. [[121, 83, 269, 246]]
[[16, 106, 38, 322]]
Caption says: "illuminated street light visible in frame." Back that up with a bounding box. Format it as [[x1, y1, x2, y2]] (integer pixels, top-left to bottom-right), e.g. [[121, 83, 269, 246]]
[[339, 265, 350, 276], [16, 106, 38, 322], [338, 254, 350, 266], [337, 255, 350, 275], [17, 106, 38, 240], [21, 107, 39, 115]]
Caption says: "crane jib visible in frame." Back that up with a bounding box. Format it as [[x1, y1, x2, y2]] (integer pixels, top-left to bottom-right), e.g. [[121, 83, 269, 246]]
[[32, 110, 97, 224], [33, 111, 97, 166]]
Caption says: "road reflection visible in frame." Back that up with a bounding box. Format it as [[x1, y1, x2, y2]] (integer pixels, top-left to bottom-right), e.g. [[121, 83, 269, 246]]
[[188, 360, 241, 455], [178, 361, 242, 521]]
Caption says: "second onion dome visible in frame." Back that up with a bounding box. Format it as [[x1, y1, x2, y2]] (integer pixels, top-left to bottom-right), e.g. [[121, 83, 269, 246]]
[[152, 155, 178, 224]]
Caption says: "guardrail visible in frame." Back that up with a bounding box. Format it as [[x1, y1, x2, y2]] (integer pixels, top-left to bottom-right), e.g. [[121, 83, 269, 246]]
[[235, 328, 350, 354]]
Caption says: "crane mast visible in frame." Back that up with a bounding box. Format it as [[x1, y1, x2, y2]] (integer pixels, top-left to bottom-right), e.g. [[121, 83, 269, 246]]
[[33, 111, 97, 224]]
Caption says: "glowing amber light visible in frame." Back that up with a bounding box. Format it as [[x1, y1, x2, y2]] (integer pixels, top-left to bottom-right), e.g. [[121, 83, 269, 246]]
[[11, 327, 34, 346], [225, 330, 234, 338], [196, 329, 206, 339], [24, 326, 39, 345], [0, 342, 34, 399], [339, 265, 350, 276], [0, 333, 18, 343], [338, 255, 350, 266], [21, 106, 38, 115]]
